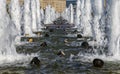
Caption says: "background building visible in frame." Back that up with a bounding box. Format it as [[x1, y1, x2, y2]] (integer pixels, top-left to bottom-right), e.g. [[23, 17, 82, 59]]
[[7, 0, 24, 5], [66, 0, 76, 7], [40, 0, 66, 13], [7, 0, 66, 13]]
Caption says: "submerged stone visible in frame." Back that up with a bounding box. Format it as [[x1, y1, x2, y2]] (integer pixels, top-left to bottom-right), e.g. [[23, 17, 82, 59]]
[[81, 41, 89, 49], [49, 29, 54, 32], [30, 57, 41, 67], [93, 58, 104, 68], [44, 33, 49, 37], [40, 42, 47, 47], [77, 34, 82, 38]]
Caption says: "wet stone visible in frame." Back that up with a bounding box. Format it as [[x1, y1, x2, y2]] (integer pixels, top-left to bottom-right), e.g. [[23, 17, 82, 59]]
[[44, 33, 49, 37], [93, 58, 104, 68], [49, 29, 54, 32], [81, 41, 89, 49], [30, 57, 41, 67], [40, 42, 47, 47], [77, 34, 82, 38]]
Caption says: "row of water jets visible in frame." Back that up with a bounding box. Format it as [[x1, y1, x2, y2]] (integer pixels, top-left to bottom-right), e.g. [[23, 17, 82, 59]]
[[66, 0, 120, 61], [0, 0, 63, 65], [10, 0, 61, 36], [0, 0, 120, 65]]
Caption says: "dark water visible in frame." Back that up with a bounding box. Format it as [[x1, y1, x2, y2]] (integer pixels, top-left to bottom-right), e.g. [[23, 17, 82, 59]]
[[1, 28, 120, 74]]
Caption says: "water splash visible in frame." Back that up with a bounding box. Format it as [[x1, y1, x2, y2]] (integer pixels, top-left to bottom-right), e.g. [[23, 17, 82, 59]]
[[72, 0, 120, 61], [10, 0, 21, 35], [61, 8, 69, 21], [0, 0, 35, 65], [75, 0, 81, 29], [24, 0, 33, 36], [69, 4, 74, 24], [10, 0, 24, 45], [36, 0, 43, 31], [2, 0, 120, 64], [80, 0, 92, 36], [108, 0, 120, 57], [40, 8, 44, 24], [55, 12, 61, 20], [50, 7, 56, 22], [91, 0, 105, 47], [44, 5, 60, 25], [44, 5, 53, 24], [0, 0, 16, 56], [31, 0, 37, 32]]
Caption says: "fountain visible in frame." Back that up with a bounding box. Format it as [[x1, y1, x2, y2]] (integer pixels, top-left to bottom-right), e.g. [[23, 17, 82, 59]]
[[0, 0, 17, 57], [40, 8, 44, 25], [44, 5, 61, 26], [31, 0, 37, 32], [55, 12, 61, 20], [1, 0, 120, 73], [10, 0, 21, 36], [69, 4, 74, 24], [62, 4, 74, 24], [75, 0, 81, 30], [44, 5, 53, 24], [9, 0, 22, 44], [0, 0, 34, 66], [24, 0, 33, 36], [61, 8, 67, 21], [31, 0, 43, 32], [91, 0, 105, 47], [1, 0, 120, 70], [108, 0, 120, 57], [36, 0, 43, 31], [80, 0, 92, 37], [73, 0, 120, 61]]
